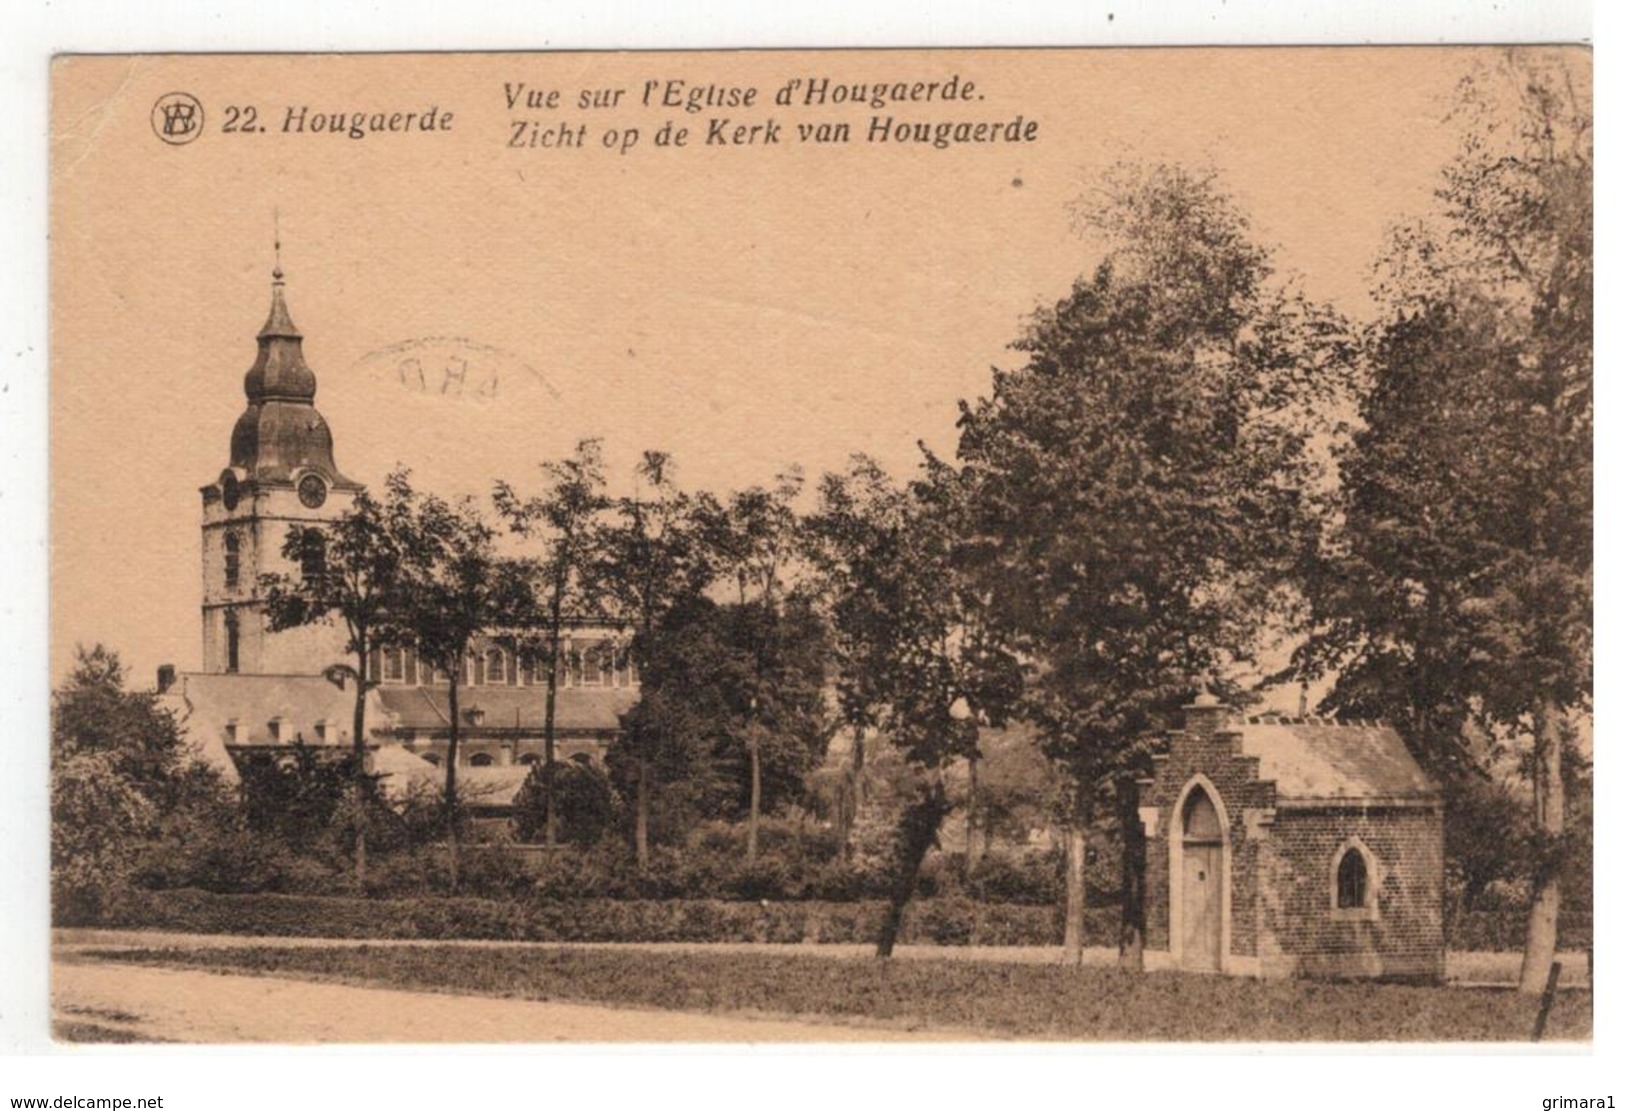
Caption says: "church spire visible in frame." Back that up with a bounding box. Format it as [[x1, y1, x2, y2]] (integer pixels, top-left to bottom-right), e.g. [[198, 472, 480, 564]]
[[257, 265, 303, 342], [223, 244, 357, 487], [245, 253, 313, 400], [258, 224, 302, 344]]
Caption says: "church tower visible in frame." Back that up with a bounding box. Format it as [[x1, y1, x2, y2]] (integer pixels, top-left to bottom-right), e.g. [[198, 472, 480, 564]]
[[199, 259, 364, 674]]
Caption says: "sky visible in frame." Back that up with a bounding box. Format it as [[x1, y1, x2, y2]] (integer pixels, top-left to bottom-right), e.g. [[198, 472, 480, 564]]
[[49, 46, 1564, 687]]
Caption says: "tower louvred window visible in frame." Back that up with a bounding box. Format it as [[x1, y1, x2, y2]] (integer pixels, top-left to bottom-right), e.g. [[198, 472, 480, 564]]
[[299, 528, 327, 583]]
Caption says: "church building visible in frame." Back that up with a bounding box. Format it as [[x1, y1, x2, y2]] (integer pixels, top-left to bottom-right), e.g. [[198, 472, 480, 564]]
[[159, 263, 635, 809]]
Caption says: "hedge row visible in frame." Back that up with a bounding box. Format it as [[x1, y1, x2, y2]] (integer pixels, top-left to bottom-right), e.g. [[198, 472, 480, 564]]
[[96, 889, 1114, 947], [82, 889, 1590, 952], [1447, 910, 1592, 953]]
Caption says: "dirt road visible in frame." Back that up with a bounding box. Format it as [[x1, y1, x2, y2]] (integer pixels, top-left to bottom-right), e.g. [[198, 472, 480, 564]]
[[52, 960, 956, 1043]]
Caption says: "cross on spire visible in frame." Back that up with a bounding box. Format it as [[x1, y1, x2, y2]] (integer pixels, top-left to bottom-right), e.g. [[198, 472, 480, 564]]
[[273, 208, 283, 282]]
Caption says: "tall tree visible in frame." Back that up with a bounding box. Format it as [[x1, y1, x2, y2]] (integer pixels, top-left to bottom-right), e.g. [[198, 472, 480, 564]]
[[607, 593, 831, 847], [1308, 50, 1591, 994], [807, 455, 915, 860], [955, 163, 1347, 966], [595, 452, 716, 867], [494, 439, 611, 847], [392, 483, 526, 884], [703, 468, 808, 861], [261, 474, 412, 882], [813, 457, 1020, 957]]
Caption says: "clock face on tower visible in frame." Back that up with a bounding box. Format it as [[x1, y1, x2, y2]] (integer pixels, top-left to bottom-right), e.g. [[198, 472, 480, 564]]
[[297, 473, 328, 509]]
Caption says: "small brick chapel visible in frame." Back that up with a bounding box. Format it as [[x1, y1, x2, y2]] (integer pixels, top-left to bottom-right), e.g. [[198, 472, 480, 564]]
[[1138, 693, 1445, 982]]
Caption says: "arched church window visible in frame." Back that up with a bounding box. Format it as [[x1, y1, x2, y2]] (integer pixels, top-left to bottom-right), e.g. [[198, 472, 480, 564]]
[[223, 533, 241, 590], [518, 753, 540, 766], [420, 751, 440, 767], [1336, 847, 1370, 910], [469, 752, 495, 767], [485, 648, 507, 684]]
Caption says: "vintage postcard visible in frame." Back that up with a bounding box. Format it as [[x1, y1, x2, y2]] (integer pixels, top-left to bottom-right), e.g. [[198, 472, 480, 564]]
[[48, 47, 1591, 1047]]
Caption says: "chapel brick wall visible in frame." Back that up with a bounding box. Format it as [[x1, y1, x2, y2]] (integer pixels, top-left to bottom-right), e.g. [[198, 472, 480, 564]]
[[1262, 807, 1445, 982]]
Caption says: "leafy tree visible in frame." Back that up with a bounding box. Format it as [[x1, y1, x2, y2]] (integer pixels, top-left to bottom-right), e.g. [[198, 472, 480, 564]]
[[54, 646, 187, 796], [494, 438, 611, 847], [963, 723, 1058, 860], [391, 483, 529, 884], [955, 163, 1347, 965], [261, 474, 414, 881], [1306, 50, 1590, 993], [606, 593, 832, 847], [1443, 772, 1532, 919], [716, 598, 833, 820], [595, 452, 715, 867], [811, 458, 1020, 957], [514, 754, 617, 848], [50, 645, 230, 920], [52, 751, 158, 922], [807, 455, 908, 860], [235, 742, 359, 856], [701, 468, 811, 860]]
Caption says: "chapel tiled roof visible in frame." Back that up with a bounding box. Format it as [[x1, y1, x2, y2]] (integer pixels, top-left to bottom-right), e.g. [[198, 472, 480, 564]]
[[1235, 716, 1438, 804]]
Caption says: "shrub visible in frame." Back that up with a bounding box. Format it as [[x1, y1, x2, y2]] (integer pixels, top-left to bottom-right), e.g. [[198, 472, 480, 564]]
[[528, 845, 617, 900], [803, 857, 887, 901], [512, 757, 620, 847], [1448, 908, 1592, 952], [723, 857, 799, 901], [361, 849, 439, 899], [448, 846, 535, 900], [961, 848, 1066, 905], [52, 751, 159, 924]]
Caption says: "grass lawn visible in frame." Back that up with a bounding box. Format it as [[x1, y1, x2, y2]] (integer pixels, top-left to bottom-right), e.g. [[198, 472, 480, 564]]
[[76, 944, 1590, 1042]]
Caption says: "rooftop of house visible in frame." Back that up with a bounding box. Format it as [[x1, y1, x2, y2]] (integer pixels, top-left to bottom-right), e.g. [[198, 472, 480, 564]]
[[160, 671, 396, 783], [375, 684, 636, 734]]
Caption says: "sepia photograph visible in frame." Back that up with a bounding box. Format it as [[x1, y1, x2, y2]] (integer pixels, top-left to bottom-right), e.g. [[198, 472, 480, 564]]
[[41, 41, 1591, 1054]]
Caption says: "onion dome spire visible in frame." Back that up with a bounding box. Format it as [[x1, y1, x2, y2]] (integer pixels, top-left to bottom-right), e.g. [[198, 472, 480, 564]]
[[223, 246, 358, 488]]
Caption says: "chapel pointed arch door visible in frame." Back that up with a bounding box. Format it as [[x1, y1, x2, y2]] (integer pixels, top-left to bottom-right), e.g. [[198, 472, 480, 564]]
[[1179, 785, 1225, 971]]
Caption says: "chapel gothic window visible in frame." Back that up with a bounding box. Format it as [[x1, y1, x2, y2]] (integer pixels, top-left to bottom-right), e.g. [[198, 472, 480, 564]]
[[1336, 847, 1369, 910]]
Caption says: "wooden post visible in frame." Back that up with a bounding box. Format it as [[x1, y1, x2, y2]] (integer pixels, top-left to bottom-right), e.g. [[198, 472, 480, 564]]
[[1531, 961, 1563, 1042]]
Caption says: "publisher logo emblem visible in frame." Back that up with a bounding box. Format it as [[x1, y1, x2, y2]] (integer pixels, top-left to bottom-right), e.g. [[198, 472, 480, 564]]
[[151, 92, 205, 145]]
